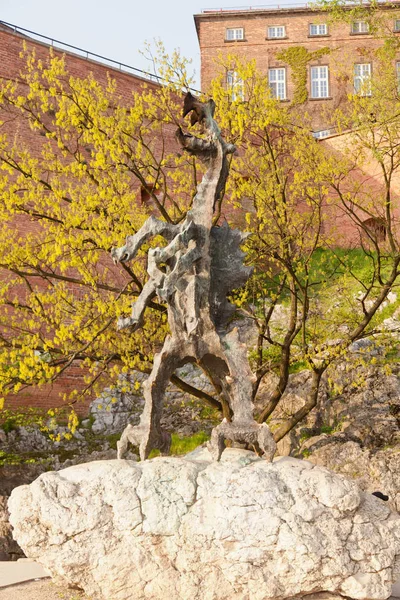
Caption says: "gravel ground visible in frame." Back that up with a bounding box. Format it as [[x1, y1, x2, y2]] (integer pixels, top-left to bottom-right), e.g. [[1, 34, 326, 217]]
[[0, 580, 91, 600]]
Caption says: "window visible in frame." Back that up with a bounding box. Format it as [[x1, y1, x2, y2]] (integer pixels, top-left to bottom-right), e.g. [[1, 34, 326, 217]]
[[362, 218, 386, 242], [312, 129, 332, 139], [267, 26, 286, 39], [397, 61, 400, 89], [351, 21, 369, 34], [269, 68, 286, 100], [227, 71, 244, 101], [310, 66, 329, 98], [354, 63, 371, 96], [394, 19, 400, 32], [309, 23, 328, 36], [226, 27, 244, 41]]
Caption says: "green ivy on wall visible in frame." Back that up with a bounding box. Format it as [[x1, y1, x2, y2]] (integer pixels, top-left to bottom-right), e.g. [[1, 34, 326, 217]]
[[276, 46, 331, 104]]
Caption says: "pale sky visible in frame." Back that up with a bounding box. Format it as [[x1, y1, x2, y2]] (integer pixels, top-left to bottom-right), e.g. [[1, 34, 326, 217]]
[[1, 0, 282, 87]]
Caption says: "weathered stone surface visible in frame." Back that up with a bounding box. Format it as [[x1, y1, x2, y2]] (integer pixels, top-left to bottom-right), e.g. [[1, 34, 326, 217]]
[[0, 463, 46, 561], [8, 449, 400, 600], [325, 363, 400, 449], [89, 381, 143, 434], [258, 359, 400, 459], [297, 596, 399, 600], [0, 426, 51, 453], [304, 438, 400, 513], [293, 595, 397, 600], [0, 496, 22, 560], [256, 370, 329, 457]]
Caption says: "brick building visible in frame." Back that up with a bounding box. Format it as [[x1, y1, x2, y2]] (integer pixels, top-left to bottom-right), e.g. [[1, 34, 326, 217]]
[[0, 22, 178, 413], [194, 3, 400, 250], [194, 2, 400, 135]]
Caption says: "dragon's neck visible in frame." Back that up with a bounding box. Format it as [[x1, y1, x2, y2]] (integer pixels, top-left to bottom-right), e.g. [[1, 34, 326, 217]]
[[189, 141, 224, 228]]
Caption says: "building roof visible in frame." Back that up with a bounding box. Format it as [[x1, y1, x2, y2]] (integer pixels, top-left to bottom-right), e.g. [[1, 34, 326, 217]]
[[193, 1, 400, 38]]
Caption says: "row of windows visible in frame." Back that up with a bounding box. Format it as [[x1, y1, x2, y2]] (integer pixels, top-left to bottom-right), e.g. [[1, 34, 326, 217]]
[[226, 19, 400, 40], [227, 62, 377, 101]]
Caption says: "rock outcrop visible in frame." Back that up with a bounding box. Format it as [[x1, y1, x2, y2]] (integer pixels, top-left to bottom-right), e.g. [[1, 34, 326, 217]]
[[0, 495, 21, 561], [258, 361, 400, 458], [303, 438, 400, 513], [8, 449, 400, 600], [0, 463, 46, 561]]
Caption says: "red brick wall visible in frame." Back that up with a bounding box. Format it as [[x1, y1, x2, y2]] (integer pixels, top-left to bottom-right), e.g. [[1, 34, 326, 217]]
[[320, 130, 400, 246], [0, 28, 176, 414], [5, 368, 94, 415], [0, 26, 160, 96]]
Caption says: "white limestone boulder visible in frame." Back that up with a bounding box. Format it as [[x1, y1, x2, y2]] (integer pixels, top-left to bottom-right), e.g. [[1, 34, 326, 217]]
[[8, 449, 400, 600]]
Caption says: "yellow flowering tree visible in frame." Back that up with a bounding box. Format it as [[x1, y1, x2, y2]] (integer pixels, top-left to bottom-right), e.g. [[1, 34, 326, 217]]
[[1, 43, 399, 443], [208, 54, 400, 441], [0, 45, 210, 424]]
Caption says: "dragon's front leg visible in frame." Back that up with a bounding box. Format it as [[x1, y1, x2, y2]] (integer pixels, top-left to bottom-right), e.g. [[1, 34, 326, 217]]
[[118, 246, 167, 330], [111, 216, 179, 264], [117, 279, 157, 330], [112, 216, 179, 330]]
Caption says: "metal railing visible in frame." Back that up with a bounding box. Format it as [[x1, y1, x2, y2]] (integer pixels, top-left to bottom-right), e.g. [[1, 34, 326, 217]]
[[0, 20, 164, 85], [201, 0, 400, 12], [201, 3, 311, 11]]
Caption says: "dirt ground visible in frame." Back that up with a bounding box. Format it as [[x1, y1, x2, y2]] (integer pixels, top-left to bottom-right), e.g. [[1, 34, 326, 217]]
[[1, 579, 399, 600], [0, 579, 92, 600]]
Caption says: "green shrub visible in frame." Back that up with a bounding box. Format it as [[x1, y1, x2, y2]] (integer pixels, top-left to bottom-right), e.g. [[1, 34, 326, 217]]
[[170, 431, 210, 455]]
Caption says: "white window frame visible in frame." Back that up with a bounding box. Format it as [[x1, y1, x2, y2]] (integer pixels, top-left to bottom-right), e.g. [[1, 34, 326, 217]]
[[312, 129, 332, 139], [309, 23, 328, 36], [267, 25, 286, 39], [394, 19, 400, 32], [268, 68, 286, 100], [354, 63, 372, 96], [351, 21, 369, 34], [310, 66, 329, 99], [226, 27, 244, 41], [227, 70, 244, 101]]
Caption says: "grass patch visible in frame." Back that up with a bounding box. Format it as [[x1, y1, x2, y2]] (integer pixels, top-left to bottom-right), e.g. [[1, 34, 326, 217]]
[[148, 431, 210, 459], [199, 405, 220, 421], [170, 431, 210, 455], [289, 360, 310, 374], [148, 449, 161, 458], [320, 424, 335, 435], [309, 247, 380, 288], [0, 450, 52, 467], [105, 433, 121, 450]]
